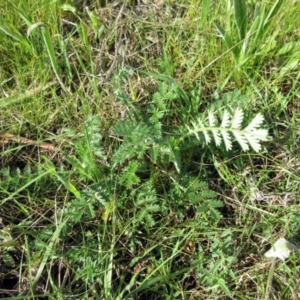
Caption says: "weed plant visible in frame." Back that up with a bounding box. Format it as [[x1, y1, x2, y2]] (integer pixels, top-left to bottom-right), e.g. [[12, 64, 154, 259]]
[[1, 0, 300, 299]]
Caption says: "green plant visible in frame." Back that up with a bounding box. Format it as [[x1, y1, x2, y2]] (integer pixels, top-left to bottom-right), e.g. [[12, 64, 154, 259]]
[[216, 0, 284, 67], [197, 230, 235, 297], [112, 72, 268, 172], [51, 71, 267, 296], [2, 0, 299, 298], [8, 2, 68, 92]]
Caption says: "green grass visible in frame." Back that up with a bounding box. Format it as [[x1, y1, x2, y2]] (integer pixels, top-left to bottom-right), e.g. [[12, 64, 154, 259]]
[[1, 0, 300, 299]]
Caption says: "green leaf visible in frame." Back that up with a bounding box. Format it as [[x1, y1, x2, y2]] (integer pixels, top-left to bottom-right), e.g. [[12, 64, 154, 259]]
[[234, 0, 247, 41], [27, 22, 67, 92], [65, 155, 93, 180], [215, 24, 233, 49], [218, 278, 231, 295], [263, 0, 284, 31], [87, 203, 96, 219], [200, 0, 211, 27], [112, 121, 139, 137], [119, 161, 141, 188], [215, 23, 241, 60]]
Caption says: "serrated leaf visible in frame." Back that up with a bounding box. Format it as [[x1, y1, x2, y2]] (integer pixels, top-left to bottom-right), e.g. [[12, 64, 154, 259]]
[[159, 81, 167, 95], [203, 130, 211, 144], [254, 129, 269, 140], [112, 122, 137, 136], [187, 107, 268, 153], [212, 129, 221, 146], [208, 110, 215, 126], [153, 91, 162, 103], [169, 139, 182, 173], [3, 252, 15, 267], [209, 200, 224, 208], [221, 110, 230, 128], [147, 204, 160, 212], [191, 121, 200, 141], [232, 131, 249, 151], [112, 143, 137, 168], [195, 118, 210, 144], [244, 134, 261, 152], [244, 113, 264, 131], [119, 160, 141, 188], [231, 108, 244, 129], [221, 129, 232, 150], [87, 203, 96, 219]]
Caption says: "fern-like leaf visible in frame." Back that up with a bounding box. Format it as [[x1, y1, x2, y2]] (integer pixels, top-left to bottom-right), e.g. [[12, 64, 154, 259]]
[[185, 108, 268, 152], [220, 110, 232, 151], [119, 160, 141, 188], [209, 110, 221, 146], [112, 122, 139, 137], [231, 108, 243, 129], [244, 113, 264, 132]]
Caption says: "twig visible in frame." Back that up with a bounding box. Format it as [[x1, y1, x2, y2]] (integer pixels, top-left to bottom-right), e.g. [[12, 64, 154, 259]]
[[0, 133, 58, 151]]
